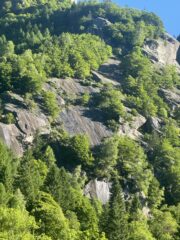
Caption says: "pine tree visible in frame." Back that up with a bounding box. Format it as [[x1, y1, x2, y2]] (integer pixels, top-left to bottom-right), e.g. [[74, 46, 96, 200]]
[[106, 179, 129, 240], [129, 194, 142, 221]]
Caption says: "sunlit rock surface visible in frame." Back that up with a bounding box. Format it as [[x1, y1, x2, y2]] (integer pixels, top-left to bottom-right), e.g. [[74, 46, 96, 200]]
[[84, 179, 111, 204]]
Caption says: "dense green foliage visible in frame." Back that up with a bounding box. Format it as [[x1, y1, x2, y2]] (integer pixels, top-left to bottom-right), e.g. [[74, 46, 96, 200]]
[[0, 34, 111, 94], [0, 132, 179, 239], [0, 0, 179, 240]]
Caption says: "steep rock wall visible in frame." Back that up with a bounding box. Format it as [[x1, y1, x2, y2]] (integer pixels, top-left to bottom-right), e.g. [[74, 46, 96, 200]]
[[143, 33, 180, 68]]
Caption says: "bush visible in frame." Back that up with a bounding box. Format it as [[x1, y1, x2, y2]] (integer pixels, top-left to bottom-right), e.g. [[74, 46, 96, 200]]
[[78, 92, 90, 106], [3, 113, 16, 124], [94, 86, 125, 126], [42, 91, 60, 120]]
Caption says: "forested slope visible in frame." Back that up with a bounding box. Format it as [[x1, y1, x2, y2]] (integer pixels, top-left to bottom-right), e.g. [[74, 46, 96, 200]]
[[0, 1, 179, 239]]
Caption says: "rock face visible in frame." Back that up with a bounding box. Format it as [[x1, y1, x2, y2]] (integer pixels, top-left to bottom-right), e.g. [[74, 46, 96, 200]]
[[0, 37, 179, 157], [159, 88, 180, 109], [45, 78, 112, 145], [0, 94, 51, 157], [45, 78, 98, 97], [0, 123, 23, 156], [92, 70, 120, 86], [59, 106, 112, 146], [142, 116, 162, 133], [93, 17, 112, 28], [92, 57, 121, 86], [0, 59, 149, 156], [118, 114, 146, 140], [88, 17, 111, 36], [5, 104, 50, 137], [84, 179, 111, 204], [143, 33, 180, 67], [0, 77, 113, 155]]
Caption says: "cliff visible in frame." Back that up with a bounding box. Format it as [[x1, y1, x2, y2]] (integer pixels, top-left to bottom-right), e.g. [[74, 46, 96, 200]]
[[0, 34, 179, 159]]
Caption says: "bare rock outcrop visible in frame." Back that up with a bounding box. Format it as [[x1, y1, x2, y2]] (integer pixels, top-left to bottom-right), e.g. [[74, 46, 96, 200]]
[[84, 179, 111, 204], [45, 79, 112, 145], [5, 104, 50, 137], [0, 79, 147, 156], [143, 33, 180, 67], [92, 70, 120, 86], [88, 17, 111, 36], [92, 57, 121, 86], [142, 116, 162, 133], [92, 17, 111, 28], [59, 106, 112, 146], [2, 47, 179, 157], [159, 88, 180, 109], [0, 93, 51, 156], [0, 123, 23, 156], [118, 114, 146, 139], [45, 78, 98, 97], [98, 57, 121, 80], [5, 103, 50, 138], [84, 179, 151, 213]]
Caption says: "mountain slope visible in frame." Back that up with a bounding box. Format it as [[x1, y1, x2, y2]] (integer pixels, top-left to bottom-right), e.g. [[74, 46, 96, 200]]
[[0, 1, 179, 240]]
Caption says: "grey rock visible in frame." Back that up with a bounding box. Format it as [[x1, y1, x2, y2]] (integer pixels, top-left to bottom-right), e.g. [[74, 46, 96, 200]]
[[56, 95, 66, 106], [162, 33, 177, 44], [93, 17, 112, 28], [45, 79, 113, 146], [88, 17, 111, 36], [92, 70, 120, 86], [16, 110, 50, 137], [149, 116, 161, 130], [98, 57, 121, 81], [5, 103, 50, 136], [0, 123, 23, 156], [59, 106, 112, 146], [84, 179, 111, 204], [2, 103, 51, 155], [159, 88, 180, 109], [92, 57, 121, 86], [45, 78, 98, 97], [143, 33, 180, 67], [143, 116, 162, 133], [142, 206, 151, 217], [3, 91, 24, 104], [0, 76, 111, 155], [118, 114, 146, 140]]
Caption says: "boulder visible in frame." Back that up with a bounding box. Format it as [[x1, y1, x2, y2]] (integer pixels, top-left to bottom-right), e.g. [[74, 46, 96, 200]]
[[84, 179, 111, 204], [143, 116, 162, 133], [118, 114, 146, 140], [142, 206, 151, 218]]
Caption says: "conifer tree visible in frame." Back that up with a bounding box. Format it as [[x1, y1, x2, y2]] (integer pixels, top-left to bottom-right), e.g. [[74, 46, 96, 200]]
[[106, 179, 129, 240]]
